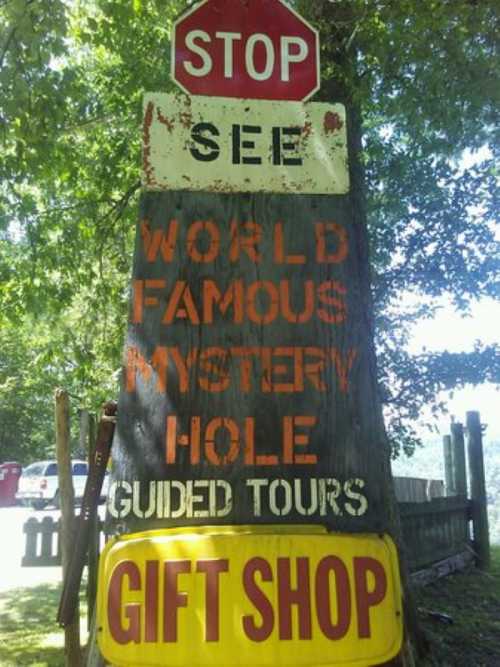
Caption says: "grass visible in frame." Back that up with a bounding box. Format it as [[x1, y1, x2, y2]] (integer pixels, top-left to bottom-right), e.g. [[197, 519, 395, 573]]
[[416, 545, 500, 667], [0, 582, 88, 667], [0, 549, 499, 666]]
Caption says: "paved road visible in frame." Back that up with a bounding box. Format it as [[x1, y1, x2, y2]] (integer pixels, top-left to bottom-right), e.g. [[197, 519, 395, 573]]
[[0, 506, 63, 592], [0, 504, 105, 593]]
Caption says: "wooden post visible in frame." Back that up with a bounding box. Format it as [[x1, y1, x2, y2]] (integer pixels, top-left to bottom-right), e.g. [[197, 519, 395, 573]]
[[442, 434, 454, 496], [86, 412, 99, 632], [55, 389, 81, 667], [450, 422, 467, 497], [466, 411, 490, 570], [79, 409, 90, 457]]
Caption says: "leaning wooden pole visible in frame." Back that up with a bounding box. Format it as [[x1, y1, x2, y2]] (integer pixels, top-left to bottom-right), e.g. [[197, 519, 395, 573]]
[[55, 389, 81, 667], [466, 411, 490, 570], [86, 412, 99, 632]]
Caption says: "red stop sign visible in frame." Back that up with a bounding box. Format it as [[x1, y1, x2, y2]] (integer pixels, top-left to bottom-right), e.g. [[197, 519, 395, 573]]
[[171, 0, 320, 101]]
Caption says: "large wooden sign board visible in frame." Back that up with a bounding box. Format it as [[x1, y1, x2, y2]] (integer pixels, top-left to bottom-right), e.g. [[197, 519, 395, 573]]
[[100, 1, 402, 665], [108, 152, 389, 533]]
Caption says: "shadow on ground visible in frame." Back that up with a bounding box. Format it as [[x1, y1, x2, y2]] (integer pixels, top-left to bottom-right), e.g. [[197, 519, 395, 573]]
[[0, 582, 85, 667]]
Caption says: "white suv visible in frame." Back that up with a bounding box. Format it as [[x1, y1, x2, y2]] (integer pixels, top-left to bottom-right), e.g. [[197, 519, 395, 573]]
[[16, 460, 107, 509]]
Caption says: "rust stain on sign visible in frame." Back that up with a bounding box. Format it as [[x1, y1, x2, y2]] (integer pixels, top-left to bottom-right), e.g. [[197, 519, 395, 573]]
[[156, 108, 175, 132], [142, 101, 156, 187], [142, 93, 349, 195], [323, 111, 344, 133]]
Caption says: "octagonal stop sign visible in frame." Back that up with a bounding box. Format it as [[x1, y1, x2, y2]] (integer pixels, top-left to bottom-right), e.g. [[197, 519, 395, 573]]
[[171, 0, 320, 101]]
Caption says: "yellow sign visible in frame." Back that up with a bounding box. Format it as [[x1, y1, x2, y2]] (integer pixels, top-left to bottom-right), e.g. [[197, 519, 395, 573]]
[[143, 93, 349, 195], [97, 526, 402, 667]]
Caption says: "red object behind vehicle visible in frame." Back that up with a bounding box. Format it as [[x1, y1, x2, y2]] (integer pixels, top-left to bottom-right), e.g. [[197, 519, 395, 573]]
[[0, 462, 22, 506]]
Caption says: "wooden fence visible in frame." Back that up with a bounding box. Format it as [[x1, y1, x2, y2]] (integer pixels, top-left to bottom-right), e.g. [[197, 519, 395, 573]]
[[20, 497, 472, 573], [399, 496, 471, 571], [21, 411, 490, 584], [393, 476, 444, 503]]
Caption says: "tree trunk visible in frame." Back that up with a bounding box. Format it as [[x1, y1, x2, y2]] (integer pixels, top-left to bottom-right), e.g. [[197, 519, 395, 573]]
[[301, 2, 427, 663], [104, 1, 426, 663]]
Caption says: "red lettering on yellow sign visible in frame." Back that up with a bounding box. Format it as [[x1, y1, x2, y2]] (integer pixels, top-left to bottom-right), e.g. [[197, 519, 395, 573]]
[[106, 555, 387, 645]]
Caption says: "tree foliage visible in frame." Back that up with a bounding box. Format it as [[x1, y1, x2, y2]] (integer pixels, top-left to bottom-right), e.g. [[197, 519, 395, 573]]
[[0, 0, 498, 462]]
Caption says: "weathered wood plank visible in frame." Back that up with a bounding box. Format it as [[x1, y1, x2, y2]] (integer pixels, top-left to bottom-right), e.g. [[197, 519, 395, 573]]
[[410, 550, 475, 587], [108, 189, 395, 535]]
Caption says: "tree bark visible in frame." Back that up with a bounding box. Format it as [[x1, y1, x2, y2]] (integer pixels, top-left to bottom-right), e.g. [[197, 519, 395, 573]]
[[301, 2, 427, 663]]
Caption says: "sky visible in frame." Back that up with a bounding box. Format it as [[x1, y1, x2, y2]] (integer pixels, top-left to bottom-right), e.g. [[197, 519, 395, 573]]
[[405, 295, 500, 441]]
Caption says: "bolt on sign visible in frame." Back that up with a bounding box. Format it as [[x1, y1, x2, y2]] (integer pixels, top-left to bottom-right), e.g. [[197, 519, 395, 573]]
[[99, 0, 403, 664]]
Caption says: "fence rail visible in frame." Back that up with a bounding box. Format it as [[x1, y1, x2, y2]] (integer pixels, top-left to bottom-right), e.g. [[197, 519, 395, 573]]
[[20, 413, 489, 583], [21, 499, 472, 574], [399, 496, 471, 571], [393, 476, 444, 503]]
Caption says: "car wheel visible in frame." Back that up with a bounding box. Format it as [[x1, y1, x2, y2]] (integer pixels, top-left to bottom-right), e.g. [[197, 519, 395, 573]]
[[33, 499, 47, 510]]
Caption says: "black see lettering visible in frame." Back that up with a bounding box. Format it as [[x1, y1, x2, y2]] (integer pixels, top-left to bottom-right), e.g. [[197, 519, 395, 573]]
[[190, 123, 220, 162], [232, 125, 262, 166], [272, 127, 302, 166]]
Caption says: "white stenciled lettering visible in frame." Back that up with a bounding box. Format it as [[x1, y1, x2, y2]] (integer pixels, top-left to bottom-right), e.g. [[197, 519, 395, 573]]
[[107, 479, 232, 520], [246, 477, 368, 519], [344, 478, 369, 517]]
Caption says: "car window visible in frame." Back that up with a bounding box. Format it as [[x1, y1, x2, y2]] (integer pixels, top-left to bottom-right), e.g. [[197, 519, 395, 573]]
[[23, 463, 44, 477], [72, 463, 88, 475], [45, 463, 58, 476]]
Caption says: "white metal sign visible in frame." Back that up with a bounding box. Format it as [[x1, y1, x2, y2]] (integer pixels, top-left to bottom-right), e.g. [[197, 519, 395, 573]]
[[143, 93, 349, 195]]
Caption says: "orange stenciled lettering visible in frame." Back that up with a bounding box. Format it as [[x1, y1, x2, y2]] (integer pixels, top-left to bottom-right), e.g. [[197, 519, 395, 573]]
[[166, 416, 201, 464], [230, 220, 262, 263], [203, 280, 244, 324], [247, 281, 280, 325], [126, 346, 167, 393], [274, 222, 306, 264], [132, 279, 166, 324], [199, 348, 230, 392], [315, 222, 348, 263], [162, 281, 200, 324], [331, 348, 357, 393], [303, 348, 327, 391], [279, 280, 315, 324], [205, 418, 240, 466], [141, 219, 178, 262], [169, 347, 198, 393], [231, 347, 261, 393], [127, 346, 357, 395], [131, 279, 347, 326], [186, 220, 220, 263], [317, 281, 347, 324], [283, 416, 317, 465]]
